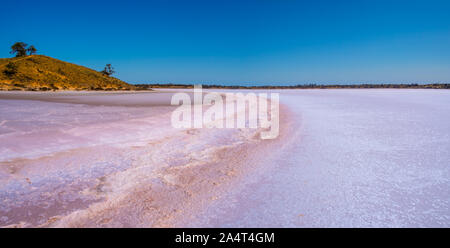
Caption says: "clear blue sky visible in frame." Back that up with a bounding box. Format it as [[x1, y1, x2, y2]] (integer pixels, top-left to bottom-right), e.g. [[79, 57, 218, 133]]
[[1, 0, 449, 85]]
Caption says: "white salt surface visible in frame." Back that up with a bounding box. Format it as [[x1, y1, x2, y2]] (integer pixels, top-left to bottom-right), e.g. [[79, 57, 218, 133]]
[[0, 89, 449, 227], [184, 89, 450, 227], [0, 91, 264, 227]]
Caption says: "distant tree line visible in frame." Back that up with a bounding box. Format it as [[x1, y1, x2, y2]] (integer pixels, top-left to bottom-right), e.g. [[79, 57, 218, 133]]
[[134, 83, 450, 90]]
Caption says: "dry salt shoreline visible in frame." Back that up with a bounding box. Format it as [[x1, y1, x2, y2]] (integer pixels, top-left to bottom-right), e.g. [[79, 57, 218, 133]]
[[0, 90, 288, 227], [1, 89, 449, 227]]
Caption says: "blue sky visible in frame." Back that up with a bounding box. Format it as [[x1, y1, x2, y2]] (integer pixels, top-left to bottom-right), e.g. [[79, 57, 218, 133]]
[[1, 0, 450, 85]]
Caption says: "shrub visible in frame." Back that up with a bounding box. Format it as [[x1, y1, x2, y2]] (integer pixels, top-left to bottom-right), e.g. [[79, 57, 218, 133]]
[[3, 62, 18, 77]]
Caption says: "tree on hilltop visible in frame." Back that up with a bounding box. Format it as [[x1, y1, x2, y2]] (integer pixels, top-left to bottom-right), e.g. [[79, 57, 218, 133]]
[[10, 42, 37, 57], [101, 64, 115, 76], [10, 42, 28, 57], [27, 45, 37, 55]]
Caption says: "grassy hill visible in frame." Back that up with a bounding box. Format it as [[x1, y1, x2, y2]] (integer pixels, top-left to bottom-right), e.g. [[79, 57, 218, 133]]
[[0, 55, 135, 91]]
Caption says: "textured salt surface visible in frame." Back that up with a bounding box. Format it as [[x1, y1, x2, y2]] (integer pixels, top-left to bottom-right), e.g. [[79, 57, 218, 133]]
[[1, 89, 449, 227], [0, 91, 272, 227], [182, 89, 450, 227]]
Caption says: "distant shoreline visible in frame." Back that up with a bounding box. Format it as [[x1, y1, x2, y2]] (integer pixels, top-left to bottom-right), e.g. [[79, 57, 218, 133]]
[[1, 83, 449, 92], [134, 83, 450, 90]]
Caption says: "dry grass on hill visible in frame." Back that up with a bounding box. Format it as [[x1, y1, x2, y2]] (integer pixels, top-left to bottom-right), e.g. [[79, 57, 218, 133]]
[[0, 55, 134, 91]]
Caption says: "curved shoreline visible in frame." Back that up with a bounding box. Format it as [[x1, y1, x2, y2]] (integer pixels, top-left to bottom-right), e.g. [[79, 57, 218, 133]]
[[0, 91, 293, 227], [3, 89, 449, 227], [47, 100, 294, 227]]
